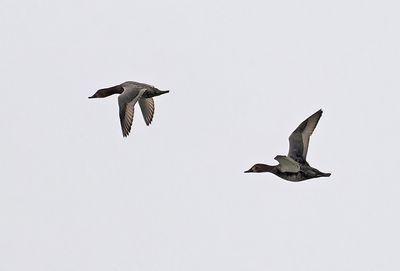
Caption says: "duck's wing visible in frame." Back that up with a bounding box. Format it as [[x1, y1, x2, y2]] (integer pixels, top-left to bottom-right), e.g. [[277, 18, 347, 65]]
[[118, 87, 146, 137], [274, 155, 300, 173], [288, 109, 323, 163], [139, 98, 155, 126]]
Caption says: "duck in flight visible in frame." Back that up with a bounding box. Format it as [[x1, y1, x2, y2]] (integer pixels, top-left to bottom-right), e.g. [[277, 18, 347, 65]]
[[245, 109, 331, 182], [89, 81, 169, 137]]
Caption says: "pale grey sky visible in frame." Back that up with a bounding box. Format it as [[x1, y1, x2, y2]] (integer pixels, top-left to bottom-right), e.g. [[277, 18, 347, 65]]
[[1, 0, 399, 270]]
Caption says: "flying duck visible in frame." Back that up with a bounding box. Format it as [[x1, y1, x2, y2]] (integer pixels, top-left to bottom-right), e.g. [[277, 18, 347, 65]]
[[245, 109, 331, 182], [89, 81, 169, 137]]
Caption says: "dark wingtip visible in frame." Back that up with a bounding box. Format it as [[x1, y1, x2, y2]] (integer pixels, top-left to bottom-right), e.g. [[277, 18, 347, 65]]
[[122, 130, 130, 137]]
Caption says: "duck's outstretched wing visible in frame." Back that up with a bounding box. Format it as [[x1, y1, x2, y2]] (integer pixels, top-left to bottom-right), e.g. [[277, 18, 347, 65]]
[[139, 98, 155, 126], [288, 109, 323, 163], [118, 87, 146, 137]]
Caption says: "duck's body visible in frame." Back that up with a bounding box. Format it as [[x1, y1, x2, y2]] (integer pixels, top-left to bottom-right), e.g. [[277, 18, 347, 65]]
[[89, 81, 169, 137], [245, 109, 331, 182], [246, 163, 330, 182]]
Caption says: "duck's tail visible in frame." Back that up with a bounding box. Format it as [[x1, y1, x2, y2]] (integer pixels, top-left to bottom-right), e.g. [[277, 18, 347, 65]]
[[154, 89, 169, 96], [319, 172, 331, 177]]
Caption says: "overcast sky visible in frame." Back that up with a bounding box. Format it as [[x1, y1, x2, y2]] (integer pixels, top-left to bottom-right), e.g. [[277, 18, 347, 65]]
[[1, 0, 399, 270]]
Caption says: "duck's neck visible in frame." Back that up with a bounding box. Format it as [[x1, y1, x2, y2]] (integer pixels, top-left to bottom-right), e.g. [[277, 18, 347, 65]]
[[257, 164, 278, 173]]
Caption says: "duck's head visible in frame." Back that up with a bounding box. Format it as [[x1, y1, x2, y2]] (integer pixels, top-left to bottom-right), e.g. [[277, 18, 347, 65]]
[[88, 89, 112, 98], [244, 164, 263, 173], [88, 85, 124, 99], [244, 163, 274, 173], [88, 90, 101, 98]]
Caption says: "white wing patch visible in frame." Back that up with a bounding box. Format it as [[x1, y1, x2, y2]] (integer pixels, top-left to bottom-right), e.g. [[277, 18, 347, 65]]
[[275, 155, 301, 173]]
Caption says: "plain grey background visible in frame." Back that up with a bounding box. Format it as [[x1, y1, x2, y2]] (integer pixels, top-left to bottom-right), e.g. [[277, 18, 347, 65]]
[[1, 0, 399, 270]]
